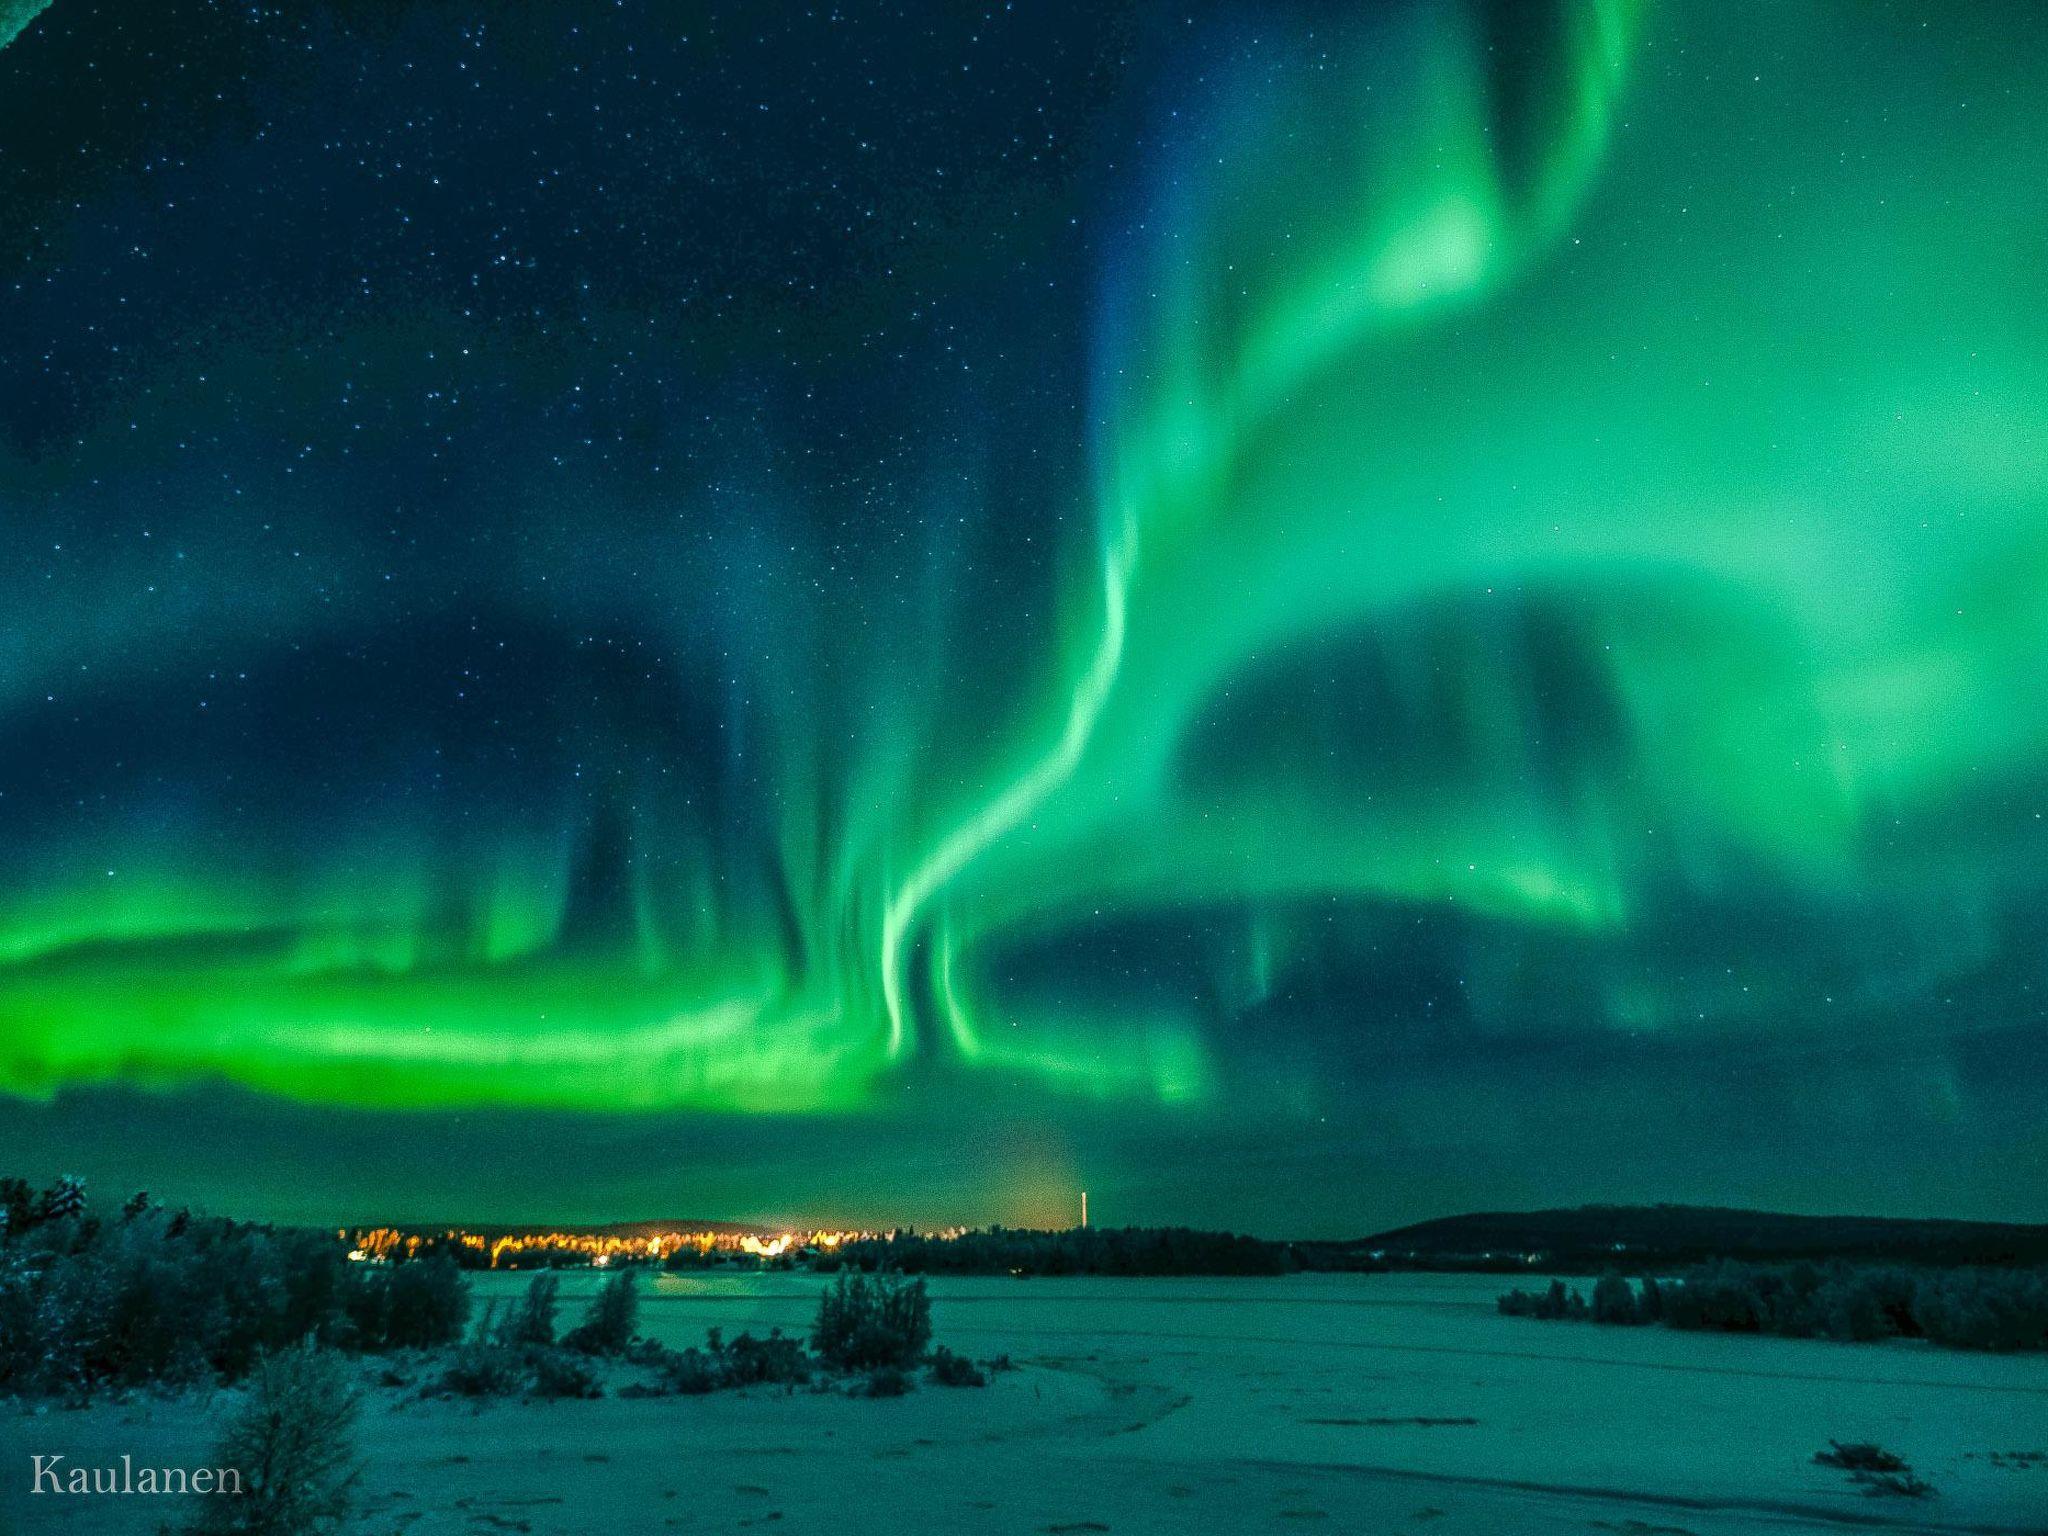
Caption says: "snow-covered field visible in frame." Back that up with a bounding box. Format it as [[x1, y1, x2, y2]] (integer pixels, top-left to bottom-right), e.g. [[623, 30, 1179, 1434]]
[[11, 1271, 2045, 1534]]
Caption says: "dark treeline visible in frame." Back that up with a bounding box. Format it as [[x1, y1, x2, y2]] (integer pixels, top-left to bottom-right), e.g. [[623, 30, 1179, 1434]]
[[1365, 1205, 2048, 1272], [344, 1206, 2048, 1278], [0, 1177, 467, 1398], [816, 1226, 1292, 1276], [1500, 1260, 2048, 1351]]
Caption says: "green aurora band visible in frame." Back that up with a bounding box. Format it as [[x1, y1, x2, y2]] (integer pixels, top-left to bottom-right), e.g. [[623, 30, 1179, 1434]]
[[3, 0, 2046, 1141], [0, 1, 54, 55]]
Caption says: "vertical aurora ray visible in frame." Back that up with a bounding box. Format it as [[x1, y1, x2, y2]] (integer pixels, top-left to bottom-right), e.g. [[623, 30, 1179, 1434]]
[[882, 0, 1651, 1082]]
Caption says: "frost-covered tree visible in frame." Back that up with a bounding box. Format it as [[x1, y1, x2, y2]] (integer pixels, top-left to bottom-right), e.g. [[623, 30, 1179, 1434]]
[[40, 1175, 86, 1223]]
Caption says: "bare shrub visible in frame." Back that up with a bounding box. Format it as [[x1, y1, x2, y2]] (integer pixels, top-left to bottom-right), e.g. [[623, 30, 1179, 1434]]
[[1814, 1441, 1935, 1500], [186, 1342, 361, 1535], [1814, 1441, 1907, 1473], [926, 1346, 985, 1387]]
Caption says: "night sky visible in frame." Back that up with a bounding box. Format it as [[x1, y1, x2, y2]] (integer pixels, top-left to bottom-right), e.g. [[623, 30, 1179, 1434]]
[[1, 0, 2043, 1236]]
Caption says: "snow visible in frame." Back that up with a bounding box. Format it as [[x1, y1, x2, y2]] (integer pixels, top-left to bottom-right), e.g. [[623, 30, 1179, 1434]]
[[9, 1270, 2044, 1533]]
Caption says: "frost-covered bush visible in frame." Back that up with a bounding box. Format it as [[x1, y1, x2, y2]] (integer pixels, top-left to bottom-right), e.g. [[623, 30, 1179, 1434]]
[[715, 1327, 811, 1388], [857, 1363, 913, 1397], [496, 1273, 560, 1349], [1500, 1260, 2048, 1353], [563, 1268, 640, 1355], [1591, 1273, 1640, 1324], [527, 1347, 603, 1400], [434, 1343, 526, 1398], [1911, 1268, 2048, 1350], [812, 1272, 932, 1370], [657, 1346, 722, 1395], [1497, 1279, 1586, 1320], [0, 1179, 472, 1397], [368, 1255, 470, 1349], [187, 1342, 362, 1536]]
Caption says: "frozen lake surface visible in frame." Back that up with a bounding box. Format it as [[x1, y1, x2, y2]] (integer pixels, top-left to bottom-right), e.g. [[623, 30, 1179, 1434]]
[[14, 1270, 2046, 1533]]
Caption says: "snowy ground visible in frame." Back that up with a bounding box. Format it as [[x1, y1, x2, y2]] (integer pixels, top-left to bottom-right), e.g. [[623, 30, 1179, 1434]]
[[9, 1271, 2044, 1534]]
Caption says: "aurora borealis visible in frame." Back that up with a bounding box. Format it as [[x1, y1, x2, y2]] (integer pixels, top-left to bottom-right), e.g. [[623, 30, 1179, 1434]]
[[1, 0, 2043, 1232]]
